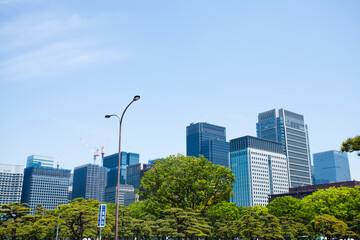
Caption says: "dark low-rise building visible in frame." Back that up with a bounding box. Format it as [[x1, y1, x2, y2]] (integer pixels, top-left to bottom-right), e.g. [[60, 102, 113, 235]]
[[269, 180, 360, 202]]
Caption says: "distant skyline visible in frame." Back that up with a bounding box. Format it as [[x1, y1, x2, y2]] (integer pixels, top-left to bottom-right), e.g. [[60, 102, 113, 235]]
[[0, 1, 359, 180]]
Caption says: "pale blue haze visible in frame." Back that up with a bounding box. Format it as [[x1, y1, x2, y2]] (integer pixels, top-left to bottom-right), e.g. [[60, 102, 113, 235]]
[[0, 1, 359, 180]]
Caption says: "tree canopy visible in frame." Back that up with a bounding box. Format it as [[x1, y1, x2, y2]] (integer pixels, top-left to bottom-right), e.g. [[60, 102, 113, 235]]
[[341, 135, 360, 156], [140, 154, 235, 213]]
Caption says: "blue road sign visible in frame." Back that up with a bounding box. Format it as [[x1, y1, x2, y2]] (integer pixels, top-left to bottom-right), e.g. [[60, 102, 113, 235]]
[[97, 204, 106, 228]]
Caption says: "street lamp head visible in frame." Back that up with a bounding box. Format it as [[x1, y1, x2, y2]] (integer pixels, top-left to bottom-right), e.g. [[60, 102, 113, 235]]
[[133, 95, 140, 101], [105, 115, 111, 118]]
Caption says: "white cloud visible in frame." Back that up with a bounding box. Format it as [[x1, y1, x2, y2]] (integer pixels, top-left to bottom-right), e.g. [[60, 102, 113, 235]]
[[0, 11, 126, 81], [0, 40, 121, 81]]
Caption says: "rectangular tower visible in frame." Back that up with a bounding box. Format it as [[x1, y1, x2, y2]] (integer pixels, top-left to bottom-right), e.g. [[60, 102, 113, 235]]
[[230, 136, 289, 207], [186, 122, 230, 167], [26, 155, 54, 168], [103, 152, 139, 205], [0, 164, 24, 205], [72, 164, 108, 202], [257, 109, 312, 187], [126, 163, 148, 190], [21, 165, 71, 212], [313, 150, 351, 184]]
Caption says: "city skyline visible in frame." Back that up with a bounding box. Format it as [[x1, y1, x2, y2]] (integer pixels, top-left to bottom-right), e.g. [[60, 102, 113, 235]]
[[0, 1, 359, 180]]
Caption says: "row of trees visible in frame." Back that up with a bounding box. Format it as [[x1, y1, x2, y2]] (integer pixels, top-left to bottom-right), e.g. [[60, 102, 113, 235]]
[[1, 155, 359, 239]]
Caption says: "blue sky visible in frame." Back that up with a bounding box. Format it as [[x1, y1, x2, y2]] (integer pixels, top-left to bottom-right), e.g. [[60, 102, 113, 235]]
[[0, 1, 359, 180]]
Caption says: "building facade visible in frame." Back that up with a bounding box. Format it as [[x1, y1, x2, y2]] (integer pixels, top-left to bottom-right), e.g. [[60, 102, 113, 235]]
[[313, 150, 351, 184], [269, 180, 360, 202], [186, 122, 230, 167], [103, 152, 139, 205], [21, 166, 71, 211], [257, 109, 312, 187], [104, 184, 135, 207], [230, 136, 289, 207], [0, 164, 24, 205], [26, 155, 54, 168], [126, 163, 148, 190], [103, 152, 139, 186], [72, 164, 107, 202]]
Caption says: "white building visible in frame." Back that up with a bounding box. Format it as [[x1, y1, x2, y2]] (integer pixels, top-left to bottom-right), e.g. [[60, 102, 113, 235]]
[[0, 164, 24, 205], [230, 136, 289, 207]]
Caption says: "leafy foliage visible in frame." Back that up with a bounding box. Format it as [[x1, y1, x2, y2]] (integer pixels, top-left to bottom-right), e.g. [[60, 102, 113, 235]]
[[140, 154, 235, 213], [341, 135, 360, 155]]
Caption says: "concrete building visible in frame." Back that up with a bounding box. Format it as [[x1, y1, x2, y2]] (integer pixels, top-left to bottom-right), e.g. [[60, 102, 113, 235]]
[[104, 184, 135, 207], [230, 136, 289, 207], [21, 165, 71, 211], [257, 109, 312, 187], [0, 164, 24, 205]]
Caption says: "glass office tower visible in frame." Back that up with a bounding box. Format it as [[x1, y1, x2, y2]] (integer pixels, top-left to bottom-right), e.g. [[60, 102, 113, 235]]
[[186, 122, 230, 167], [230, 136, 289, 207], [72, 164, 107, 201], [103, 152, 139, 205], [313, 150, 351, 184], [257, 109, 312, 187]]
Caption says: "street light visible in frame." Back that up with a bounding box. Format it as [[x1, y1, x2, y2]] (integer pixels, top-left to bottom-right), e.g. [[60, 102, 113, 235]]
[[105, 95, 140, 240], [56, 202, 62, 240]]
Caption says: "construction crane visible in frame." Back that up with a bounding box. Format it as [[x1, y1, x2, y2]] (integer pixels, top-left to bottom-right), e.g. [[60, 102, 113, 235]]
[[101, 140, 108, 167], [80, 137, 99, 165]]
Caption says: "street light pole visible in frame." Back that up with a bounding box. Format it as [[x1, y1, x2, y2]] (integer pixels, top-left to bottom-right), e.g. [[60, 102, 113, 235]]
[[320, 213, 325, 240], [56, 202, 62, 240], [105, 95, 140, 240]]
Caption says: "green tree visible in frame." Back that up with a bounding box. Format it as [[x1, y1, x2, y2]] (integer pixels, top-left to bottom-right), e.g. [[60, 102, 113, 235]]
[[205, 201, 240, 239], [261, 213, 283, 240], [311, 214, 353, 239], [22, 204, 58, 240], [341, 135, 360, 156], [0, 202, 31, 240], [349, 215, 360, 238], [140, 155, 235, 213], [240, 211, 262, 240], [59, 198, 99, 240], [300, 187, 360, 224], [157, 208, 211, 239], [267, 196, 301, 219]]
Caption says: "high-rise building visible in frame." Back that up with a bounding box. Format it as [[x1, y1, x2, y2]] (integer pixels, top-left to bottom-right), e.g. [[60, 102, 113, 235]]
[[21, 165, 71, 212], [230, 136, 289, 207], [103, 152, 139, 186], [313, 150, 351, 184], [104, 184, 135, 207], [126, 163, 148, 190], [186, 122, 230, 167], [72, 164, 107, 202], [26, 155, 54, 168], [257, 109, 312, 187], [0, 164, 24, 205], [103, 152, 139, 205]]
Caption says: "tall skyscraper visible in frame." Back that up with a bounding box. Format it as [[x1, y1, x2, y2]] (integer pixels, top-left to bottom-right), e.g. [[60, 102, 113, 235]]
[[257, 109, 312, 187], [186, 122, 230, 167], [72, 164, 107, 202], [103, 152, 139, 185], [0, 164, 24, 205], [21, 160, 71, 211], [230, 136, 289, 207], [126, 163, 148, 190], [103, 152, 139, 205], [26, 155, 54, 168], [313, 150, 351, 184]]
